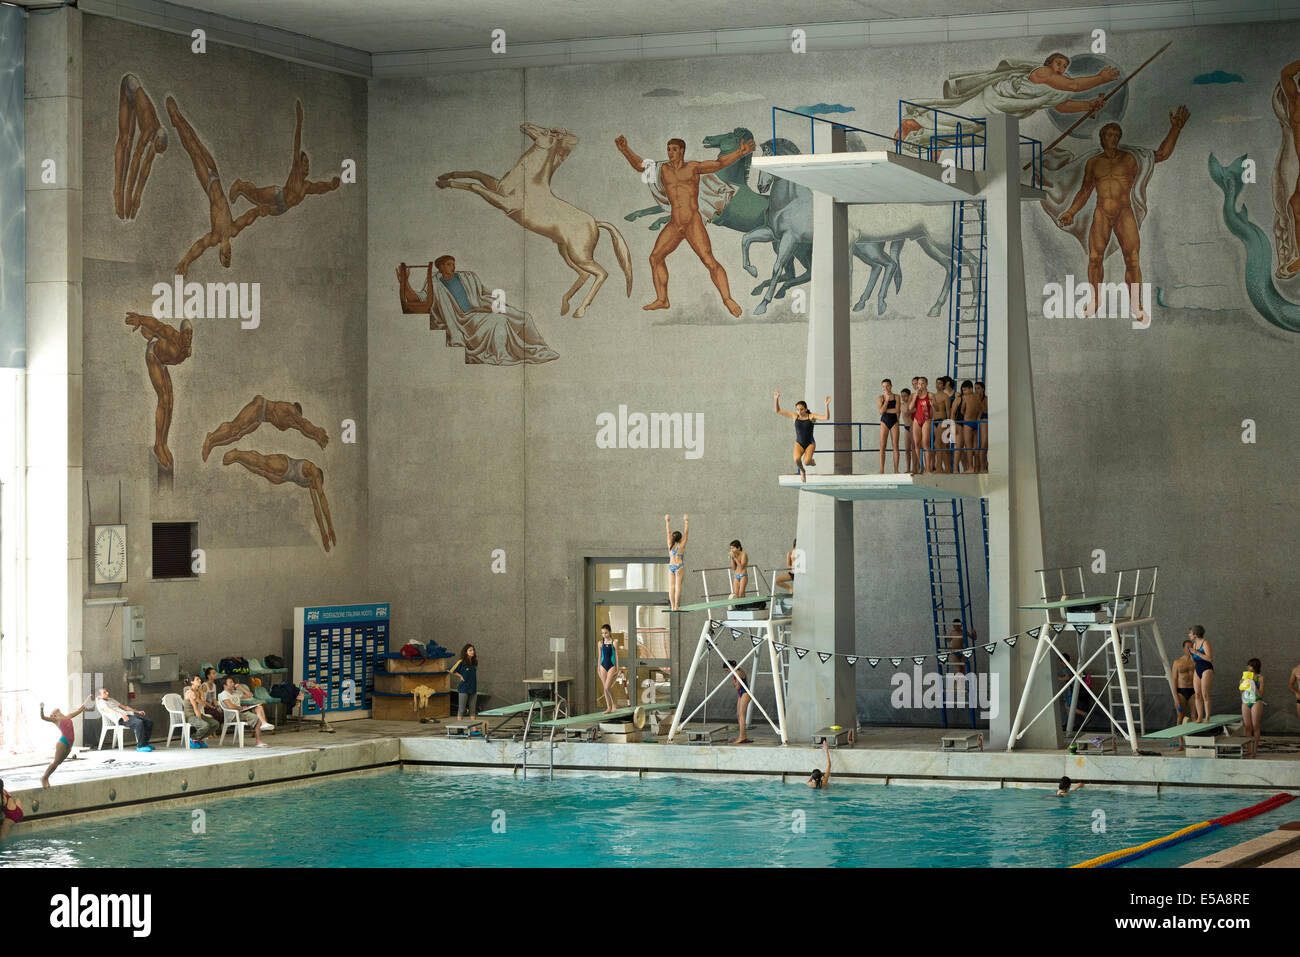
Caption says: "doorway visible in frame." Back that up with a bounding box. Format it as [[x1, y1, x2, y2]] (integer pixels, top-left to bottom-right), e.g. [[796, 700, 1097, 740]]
[[586, 559, 672, 714]]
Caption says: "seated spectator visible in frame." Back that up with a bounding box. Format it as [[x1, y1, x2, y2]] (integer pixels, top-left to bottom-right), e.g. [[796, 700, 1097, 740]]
[[1, 779, 22, 840], [182, 674, 218, 747], [219, 676, 273, 747], [97, 687, 155, 751]]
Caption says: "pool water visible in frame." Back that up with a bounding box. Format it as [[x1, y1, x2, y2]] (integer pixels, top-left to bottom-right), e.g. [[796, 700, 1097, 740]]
[[0, 771, 1284, 868]]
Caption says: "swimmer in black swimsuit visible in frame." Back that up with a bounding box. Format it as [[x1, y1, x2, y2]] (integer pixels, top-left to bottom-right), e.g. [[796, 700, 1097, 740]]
[[974, 381, 988, 473], [877, 378, 901, 473], [774, 391, 830, 483], [1189, 625, 1214, 723]]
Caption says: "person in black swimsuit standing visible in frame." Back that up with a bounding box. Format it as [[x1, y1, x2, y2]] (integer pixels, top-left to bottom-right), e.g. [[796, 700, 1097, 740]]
[[877, 378, 901, 473], [774, 391, 830, 483]]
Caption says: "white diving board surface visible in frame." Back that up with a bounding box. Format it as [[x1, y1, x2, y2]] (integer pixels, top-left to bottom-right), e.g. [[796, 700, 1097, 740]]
[[751, 151, 1046, 205], [778, 472, 986, 501]]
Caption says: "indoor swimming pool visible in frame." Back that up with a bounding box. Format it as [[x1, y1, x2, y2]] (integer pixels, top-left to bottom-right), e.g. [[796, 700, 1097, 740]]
[[0, 770, 1283, 868]]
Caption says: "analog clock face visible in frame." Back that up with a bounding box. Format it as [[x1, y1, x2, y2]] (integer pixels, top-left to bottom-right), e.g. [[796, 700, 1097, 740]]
[[93, 526, 127, 583]]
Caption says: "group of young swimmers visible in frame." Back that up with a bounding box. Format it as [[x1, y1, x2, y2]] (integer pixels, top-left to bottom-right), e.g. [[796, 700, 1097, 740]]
[[663, 515, 797, 612]]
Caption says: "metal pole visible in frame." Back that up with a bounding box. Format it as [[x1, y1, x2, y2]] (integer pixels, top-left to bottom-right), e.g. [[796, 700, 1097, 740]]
[[668, 619, 709, 741], [1006, 612, 1050, 749], [1109, 622, 1140, 753]]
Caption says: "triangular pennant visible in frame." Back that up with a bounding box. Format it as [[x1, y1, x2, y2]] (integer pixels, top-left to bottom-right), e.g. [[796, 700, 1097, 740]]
[[846, 656, 859, 667], [751, 636, 762, 648], [794, 647, 810, 659], [890, 657, 903, 667], [983, 643, 996, 655], [1026, 626, 1042, 639], [962, 648, 974, 659], [936, 652, 949, 664], [773, 643, 787, 652], [1005, 636, 1018, 648], [867, 657, 881, 668], [1051, 622, 1066, 634], [817, 651, 833, 663], [730, 629, 743, 640], [1073, 623, 1089, 634], [912, 656, 926, 666]]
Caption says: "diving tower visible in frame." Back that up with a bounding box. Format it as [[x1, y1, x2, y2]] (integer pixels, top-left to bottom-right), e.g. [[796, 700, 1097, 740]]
[[750, 110, 1057, 749]]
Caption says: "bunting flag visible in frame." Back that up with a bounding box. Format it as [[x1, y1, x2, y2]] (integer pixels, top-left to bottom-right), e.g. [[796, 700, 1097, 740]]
[[890, 657, 903, 667], [846, 656, 859, 667], [1051, 623, 1066, 634], [1005, 636, 1019, 648], [936, 653, 949, 664], [867, 657, 881, 668], [983, 643, 997, 655], [1026, 626, 1042, 639], [1073, 623, 1090, 634], [912, 656, 926, 666], [751, 636, 763, 648], [962, 648, 974, 659], [817, 651, 833, 663], [794, 647, 810, 659], [709, 619, 722, 631], [773, 642, 787, 652]]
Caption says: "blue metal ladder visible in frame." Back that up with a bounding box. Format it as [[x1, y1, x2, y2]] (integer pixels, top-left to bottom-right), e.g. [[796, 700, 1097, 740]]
[[918, 196, 990, 727]]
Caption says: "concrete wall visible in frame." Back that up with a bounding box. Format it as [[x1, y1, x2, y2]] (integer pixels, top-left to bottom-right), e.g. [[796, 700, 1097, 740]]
[[79, 15, 368, 708], [367, 23, 1300, 729]]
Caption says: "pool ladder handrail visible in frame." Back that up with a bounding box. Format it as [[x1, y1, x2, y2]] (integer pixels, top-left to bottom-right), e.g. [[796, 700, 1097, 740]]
[[520, 696, 564, 780]]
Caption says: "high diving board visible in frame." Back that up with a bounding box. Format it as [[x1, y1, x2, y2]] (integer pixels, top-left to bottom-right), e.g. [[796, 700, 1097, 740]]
[[480, 700, 556, 716], [778, 472, 986, 502], [750, 151, 1047, 205], [534, 703, 675, 728], [1141, 715, 1241, 740], [1018, 597, 1122, 611]]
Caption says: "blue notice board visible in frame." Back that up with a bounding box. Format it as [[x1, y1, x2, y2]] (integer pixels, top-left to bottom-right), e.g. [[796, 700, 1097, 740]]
[[295, 603, 389, 715]]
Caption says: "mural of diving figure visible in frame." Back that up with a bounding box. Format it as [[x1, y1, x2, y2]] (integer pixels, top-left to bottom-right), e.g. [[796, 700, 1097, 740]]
[[615, 133, 755, 317], [1275, 60, 1300, 277], [1057, 109, 1188, 321], [427, 255, 559, 365], [227, 100, 341, 217], [125, 311, 192, 471], [202, 395, 329, 462], [222, 449, 337, 552], [113, 73, 167, 220], [166, 95, 261, 276]]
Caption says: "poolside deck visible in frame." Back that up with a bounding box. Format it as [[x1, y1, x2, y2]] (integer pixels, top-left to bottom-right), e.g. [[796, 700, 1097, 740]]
[[4, 721, 1299, 832]]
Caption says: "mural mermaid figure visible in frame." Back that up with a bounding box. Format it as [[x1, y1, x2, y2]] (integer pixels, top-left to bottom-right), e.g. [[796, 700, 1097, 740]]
[[773, 390, 830, 484], [666, 514, 688, 611], [202, 396, 329, 462], [114, 73, 167, 220], [125, 311, 192, 471], [227, 99, 341, 218], [166, 95, 261, 276], [615, 133, 755, 317], [222, 449, 337, 553]]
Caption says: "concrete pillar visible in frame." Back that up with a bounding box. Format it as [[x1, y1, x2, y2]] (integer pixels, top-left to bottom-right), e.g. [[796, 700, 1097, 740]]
[[24, 7, 85, 716], [982, 114, 1057, 750], [788, 125, 854, 742]]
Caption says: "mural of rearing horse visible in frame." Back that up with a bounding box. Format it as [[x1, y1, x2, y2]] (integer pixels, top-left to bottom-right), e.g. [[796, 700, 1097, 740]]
[[437, 122, 632, 318]]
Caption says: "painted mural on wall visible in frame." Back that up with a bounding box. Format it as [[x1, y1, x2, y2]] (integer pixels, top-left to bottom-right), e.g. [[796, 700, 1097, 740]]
[[1208, 59, 1300, 334], [112, 79, 348, 551], [395, 256, 559, 364], [436, 122, 632, 317]]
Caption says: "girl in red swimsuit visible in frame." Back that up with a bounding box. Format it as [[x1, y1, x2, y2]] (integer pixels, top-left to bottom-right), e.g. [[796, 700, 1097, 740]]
[[39, 697, 92, 788], [910, 376, 933, 474], [1, 779, 22, 839]]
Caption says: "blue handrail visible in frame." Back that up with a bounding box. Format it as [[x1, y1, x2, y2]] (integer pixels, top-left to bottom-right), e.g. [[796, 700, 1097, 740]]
[[811, 419, 987, 456]]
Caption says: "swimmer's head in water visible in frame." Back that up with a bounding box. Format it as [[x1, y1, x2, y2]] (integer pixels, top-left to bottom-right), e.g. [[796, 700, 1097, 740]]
[[1058, 776, 1072, 792], [809, 769, 824, 787]]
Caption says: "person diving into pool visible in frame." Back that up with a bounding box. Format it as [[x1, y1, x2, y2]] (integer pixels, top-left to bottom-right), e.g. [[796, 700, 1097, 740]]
[[202, 395, 329, 462], [774, 391, 830, 483]]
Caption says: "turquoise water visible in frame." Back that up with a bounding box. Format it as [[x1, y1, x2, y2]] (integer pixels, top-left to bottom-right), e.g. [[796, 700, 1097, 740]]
[[0, 771, 1284, 867]]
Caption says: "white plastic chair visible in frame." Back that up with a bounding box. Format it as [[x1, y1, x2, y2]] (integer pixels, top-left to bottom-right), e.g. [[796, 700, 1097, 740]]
[[162, 693, 192, 748], [219, 701, 246, 747], [95, 699, 137, 751]]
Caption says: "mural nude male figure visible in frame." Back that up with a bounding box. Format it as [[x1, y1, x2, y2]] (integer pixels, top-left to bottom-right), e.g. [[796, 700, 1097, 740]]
[[202, 396, 329, 462], [125, 311, 192, 471], [615, 134, 755, 317], [167, 95, 261, 276], [227, 100, 341, 218], [1058, 110, 1189, 320], [221, 450, 337, 553], [1276, 60, 1300, 277], [113, 73, 167, 220]]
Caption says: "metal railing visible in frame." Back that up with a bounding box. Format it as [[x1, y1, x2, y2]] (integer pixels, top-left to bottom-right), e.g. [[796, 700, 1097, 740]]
[[807, 418, 989, 460]]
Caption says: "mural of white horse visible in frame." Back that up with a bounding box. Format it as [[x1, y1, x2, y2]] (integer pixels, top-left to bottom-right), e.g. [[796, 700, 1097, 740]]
[[437, 122, 633, 318]]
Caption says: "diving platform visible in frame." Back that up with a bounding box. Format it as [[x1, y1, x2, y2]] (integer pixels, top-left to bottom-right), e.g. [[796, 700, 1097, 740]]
[[778, 471, 986, 501], [750, 151, 1047, 205]]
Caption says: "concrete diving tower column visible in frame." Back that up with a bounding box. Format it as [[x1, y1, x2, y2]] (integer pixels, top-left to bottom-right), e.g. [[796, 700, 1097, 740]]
[[787, 125, 855, 743]]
